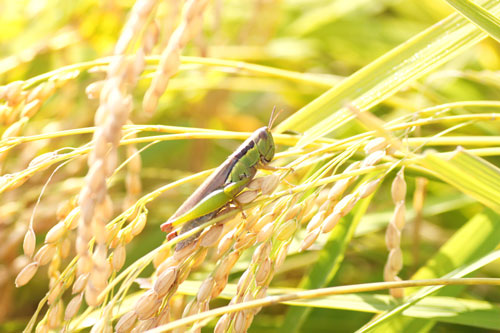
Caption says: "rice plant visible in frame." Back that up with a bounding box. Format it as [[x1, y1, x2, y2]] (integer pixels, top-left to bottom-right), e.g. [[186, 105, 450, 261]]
[[1, 0, 500, 332]]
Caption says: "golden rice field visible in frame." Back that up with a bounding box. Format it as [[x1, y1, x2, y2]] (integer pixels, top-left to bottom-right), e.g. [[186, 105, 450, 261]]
[[1, 0, 500, 332]]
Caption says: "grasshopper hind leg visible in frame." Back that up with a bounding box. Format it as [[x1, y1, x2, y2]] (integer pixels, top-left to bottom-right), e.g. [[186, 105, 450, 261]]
[[175, 211, 218, 251], [174, 205, 240, 251]]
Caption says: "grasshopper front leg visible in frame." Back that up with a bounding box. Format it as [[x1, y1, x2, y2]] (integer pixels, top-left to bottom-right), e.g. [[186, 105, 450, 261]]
[[161, 116, 280, 248]]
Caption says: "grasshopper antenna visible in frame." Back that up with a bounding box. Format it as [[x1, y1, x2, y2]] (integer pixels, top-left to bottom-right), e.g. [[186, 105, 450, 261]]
[[268, 106, 283, 130]]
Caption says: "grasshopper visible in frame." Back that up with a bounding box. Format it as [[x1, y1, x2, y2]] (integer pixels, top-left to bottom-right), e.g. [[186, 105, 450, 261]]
[[161, 109, 281, 249]]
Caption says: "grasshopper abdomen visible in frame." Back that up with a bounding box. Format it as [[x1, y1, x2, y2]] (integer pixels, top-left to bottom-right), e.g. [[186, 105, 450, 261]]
[[162, 109, 281, 249]]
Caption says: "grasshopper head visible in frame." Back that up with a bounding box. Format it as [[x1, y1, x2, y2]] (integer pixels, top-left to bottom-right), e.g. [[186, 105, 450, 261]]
[[256, 127, 275, 163]]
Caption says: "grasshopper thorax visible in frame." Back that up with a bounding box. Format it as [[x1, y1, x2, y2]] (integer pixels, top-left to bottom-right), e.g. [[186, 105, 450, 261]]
[[229, 126, 275, 182]]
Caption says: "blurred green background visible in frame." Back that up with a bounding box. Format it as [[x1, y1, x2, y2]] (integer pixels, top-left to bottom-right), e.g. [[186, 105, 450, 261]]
[[1, 0, 500, 332]]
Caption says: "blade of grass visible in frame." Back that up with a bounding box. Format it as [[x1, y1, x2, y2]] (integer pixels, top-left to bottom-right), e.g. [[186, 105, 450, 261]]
[[77, 279, 500, 331], [176, 280, 500, 330], [148, 278, 500, 333], [418, 148, 500, 213], [357, 250, 500, 332], [275, 0, 500, 147], [444, 0, 500, 43], [286, 294, 500, 330], [358, 208, 500, 332], [279, 177, 380, 333]]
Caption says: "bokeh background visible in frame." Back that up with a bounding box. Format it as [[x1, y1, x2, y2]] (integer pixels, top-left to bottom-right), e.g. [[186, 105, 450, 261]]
[[1, 0, 500, 332]]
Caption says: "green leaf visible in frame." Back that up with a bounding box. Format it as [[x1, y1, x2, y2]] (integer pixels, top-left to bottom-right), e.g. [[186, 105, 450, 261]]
[[275, 0, 500, 147], [358, 208, 500, 332], [175, 281, 500, 330], [279, 178, 379, 333], [418, 148, 500, 214], [444, 0, 500, 43], [285, 295, 500, 331], [357, 250, 500, 332]]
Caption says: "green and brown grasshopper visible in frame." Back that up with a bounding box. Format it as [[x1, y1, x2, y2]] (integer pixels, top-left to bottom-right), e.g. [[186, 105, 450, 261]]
[[161, 109, 281, 249]]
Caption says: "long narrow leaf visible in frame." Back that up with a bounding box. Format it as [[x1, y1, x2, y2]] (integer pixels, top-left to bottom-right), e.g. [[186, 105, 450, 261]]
[[276, 0, 500, 147], [174, 281, 500, 330], [356, 249, 500, 332], [279, 180, 378, 333], [418, 148, 500, 213], [359, 208, 500, 332], [286, 295, 500, 330], [444, 0, 500, 43]]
